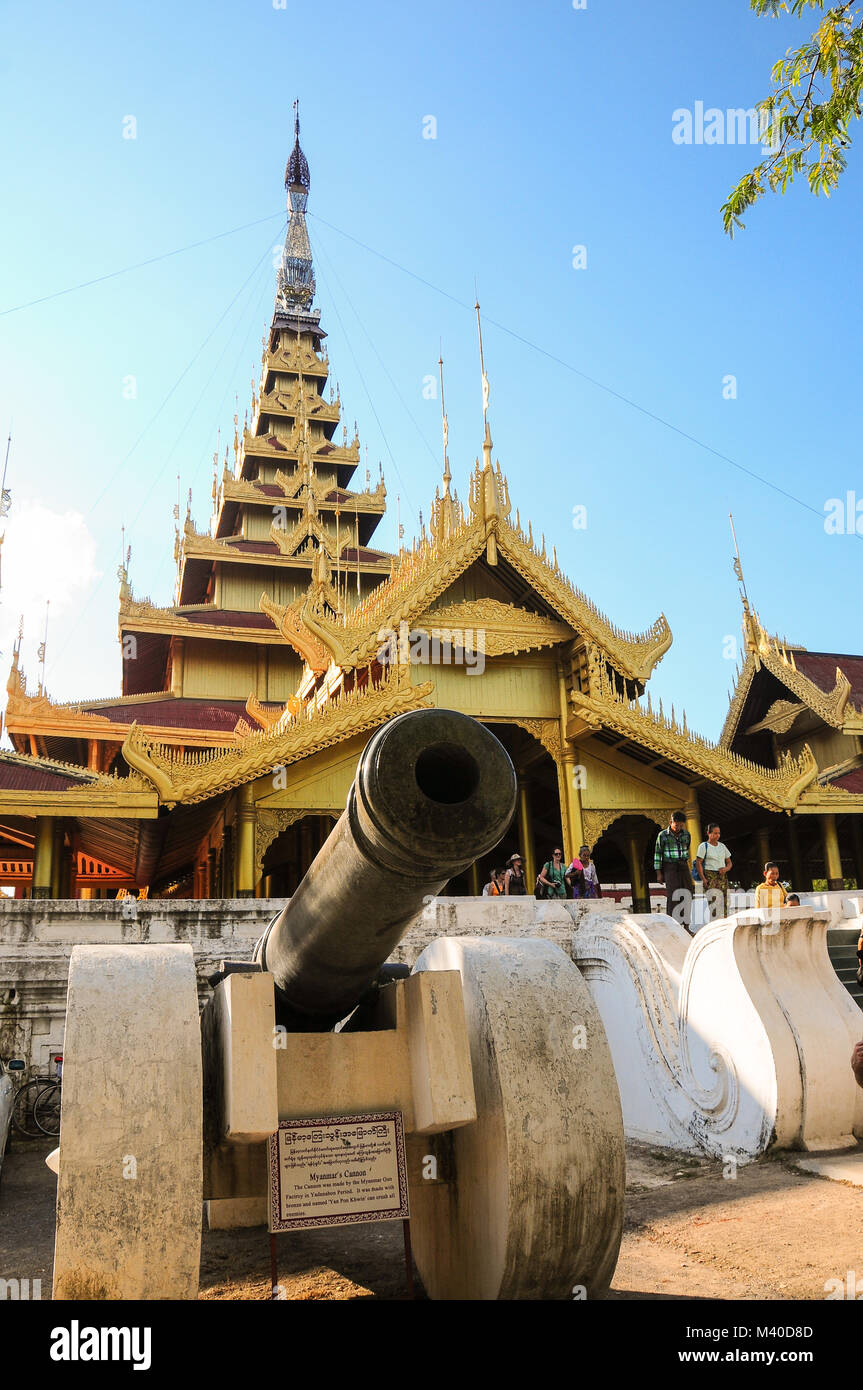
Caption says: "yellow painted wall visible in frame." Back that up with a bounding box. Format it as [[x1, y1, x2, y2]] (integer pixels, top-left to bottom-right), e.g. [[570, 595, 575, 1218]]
[[577, 744, 688, 814], [412, 654, 558, 718], [423, 564, 523, 609], [183, 637, 302, 700], [245, 509, 278, 541], [256, 734, 366, 809], [266, 647, 304, 701], [785, 728, 858, 773], [219, 565, 307, 611], [183, 638, 258, 699]]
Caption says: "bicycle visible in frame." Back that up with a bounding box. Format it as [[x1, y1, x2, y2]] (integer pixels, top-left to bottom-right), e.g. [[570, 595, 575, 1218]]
[[11, 1056, 63, 1139], [33, 1080, 62, 1137]]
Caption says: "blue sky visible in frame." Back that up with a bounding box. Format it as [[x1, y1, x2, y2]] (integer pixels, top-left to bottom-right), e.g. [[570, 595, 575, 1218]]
[[0, 0, 860, 737]]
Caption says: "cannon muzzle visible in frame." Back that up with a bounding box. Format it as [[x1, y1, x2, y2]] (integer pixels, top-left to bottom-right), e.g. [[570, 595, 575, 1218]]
[[254, 708, 516, 1029]]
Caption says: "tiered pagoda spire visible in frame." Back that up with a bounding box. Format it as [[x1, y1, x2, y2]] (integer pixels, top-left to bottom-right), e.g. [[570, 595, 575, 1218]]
[[174, 116, 390, 627], [276, 105, 316, 320]]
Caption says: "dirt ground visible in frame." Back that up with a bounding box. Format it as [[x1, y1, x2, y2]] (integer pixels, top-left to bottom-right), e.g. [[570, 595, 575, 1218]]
[[1, 1136, 860, 1300]]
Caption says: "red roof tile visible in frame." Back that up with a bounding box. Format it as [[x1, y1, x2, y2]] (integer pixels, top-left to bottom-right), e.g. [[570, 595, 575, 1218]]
[[0, 756, 93, 791], [794, 652, 863, 706], [224, 540, 280, 555], [341, 547, 389, 564], [828, 767, 863, 793], [177, 609, 274, 629], [83, 698, 281, 732]]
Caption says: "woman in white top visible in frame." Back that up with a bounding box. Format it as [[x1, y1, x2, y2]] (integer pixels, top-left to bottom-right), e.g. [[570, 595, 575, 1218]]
[[576, 845, 601, 899], [695, 823, 732, 922]]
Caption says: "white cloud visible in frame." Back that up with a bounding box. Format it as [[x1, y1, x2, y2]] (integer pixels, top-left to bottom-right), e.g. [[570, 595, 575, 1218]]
[[0, 502, 106, 710]]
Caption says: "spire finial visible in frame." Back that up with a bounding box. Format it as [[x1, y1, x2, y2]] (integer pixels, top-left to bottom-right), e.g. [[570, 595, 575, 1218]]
[[36, 599, 50, 695], [474, 295, 490, 433], [438, 349, 451, 495], [276, 101, 315, 314], [730, 513, 750, 612], [730, 512, 760, 655]]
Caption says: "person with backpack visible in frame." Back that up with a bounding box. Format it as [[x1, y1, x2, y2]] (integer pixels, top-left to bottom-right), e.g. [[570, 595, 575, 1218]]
[[504, 853, 527, 895], [537, 848, 568, 899], [694, 823, 732, 921]]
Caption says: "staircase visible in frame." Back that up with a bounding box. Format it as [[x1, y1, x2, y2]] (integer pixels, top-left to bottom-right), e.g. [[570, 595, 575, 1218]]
[[828, 925, 863, 1010]]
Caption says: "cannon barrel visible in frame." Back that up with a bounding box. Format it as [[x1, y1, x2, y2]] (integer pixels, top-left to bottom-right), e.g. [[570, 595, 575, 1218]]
[[254, 708, 516, 1030]]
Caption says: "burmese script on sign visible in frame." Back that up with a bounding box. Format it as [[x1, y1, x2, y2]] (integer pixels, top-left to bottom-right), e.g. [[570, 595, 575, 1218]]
[[268, 1112, 409, 1232]]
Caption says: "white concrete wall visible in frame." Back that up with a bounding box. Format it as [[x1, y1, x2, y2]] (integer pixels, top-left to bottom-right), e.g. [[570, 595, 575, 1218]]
[[2, 894, 861, 1161], [0, 899, 277, 1075]]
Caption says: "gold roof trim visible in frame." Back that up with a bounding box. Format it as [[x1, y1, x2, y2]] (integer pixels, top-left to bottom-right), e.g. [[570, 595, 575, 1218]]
[[0, 747, 154, 803], [416, 599, 571, 658], [498, 515, 671, 681], [259, 591, 331, 675], [268, 339, 329, 376], [257, 382, 341, 424], [120, 665, 434, 805], [290, 459, 671, 681], [272, 468, 386, 510], [720, 619, 862, 748], [574, 665, 820, 811], [745, 698, 806, 737], [243, 693, 284, 734]]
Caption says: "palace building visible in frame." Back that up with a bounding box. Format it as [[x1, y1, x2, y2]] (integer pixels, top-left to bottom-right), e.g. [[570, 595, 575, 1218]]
[[2, 122, 862, 903]]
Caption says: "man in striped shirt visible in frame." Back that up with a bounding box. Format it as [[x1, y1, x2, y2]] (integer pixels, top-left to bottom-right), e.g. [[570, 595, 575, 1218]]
[[654, 812, 693, 931]]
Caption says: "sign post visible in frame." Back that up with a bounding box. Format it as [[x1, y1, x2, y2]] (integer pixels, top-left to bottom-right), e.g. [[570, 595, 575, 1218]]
[[267, 1111, 412, 1298]]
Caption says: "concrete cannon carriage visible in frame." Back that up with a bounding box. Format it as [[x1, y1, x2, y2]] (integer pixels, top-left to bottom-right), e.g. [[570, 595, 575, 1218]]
[[52, 709, 624, 1301]]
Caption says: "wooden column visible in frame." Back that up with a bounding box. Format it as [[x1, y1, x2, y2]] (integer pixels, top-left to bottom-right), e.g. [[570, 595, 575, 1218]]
[[756, 829, 771, 872], [685, 793, 702, 866], [207, 848, 218, 900], [517, 781, 536, 890], [51, 825, 64, 898], [560, 752, 585, 861], [236, 785, 256, 898], [821, 814, 844, 891], [468, 862, 481, 896], [625, 832, 649, 914], [557, 661, 584, 859], [32, 817, 54, 899]]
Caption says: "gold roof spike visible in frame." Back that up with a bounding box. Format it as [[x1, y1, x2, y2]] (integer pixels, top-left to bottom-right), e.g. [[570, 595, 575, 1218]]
[[259, 591, 331, 675]]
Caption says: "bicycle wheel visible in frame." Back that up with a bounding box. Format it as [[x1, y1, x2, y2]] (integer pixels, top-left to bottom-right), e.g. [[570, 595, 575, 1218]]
[[33, 1083, 61, 1138], [12, 1079, 48, 1139]]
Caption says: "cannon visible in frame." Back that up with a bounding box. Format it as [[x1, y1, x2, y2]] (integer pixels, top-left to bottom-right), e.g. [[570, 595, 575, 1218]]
[[52, 709, 624, 1301]]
